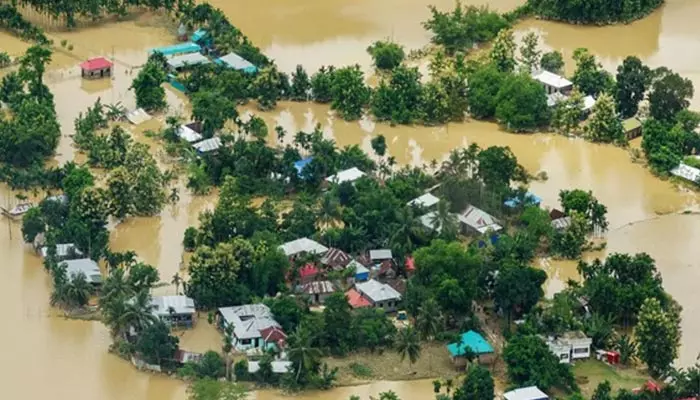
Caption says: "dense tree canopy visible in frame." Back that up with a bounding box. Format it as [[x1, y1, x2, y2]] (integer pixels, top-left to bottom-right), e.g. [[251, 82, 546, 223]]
[[423, 3, 509, 55], [528, 0, 665, 25], [495, 73, 549, 132]]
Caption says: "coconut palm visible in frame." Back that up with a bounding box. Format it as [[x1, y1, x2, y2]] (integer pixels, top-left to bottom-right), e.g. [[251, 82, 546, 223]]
[[171, 272, 182, 295], [390, 208, 423, 254], [287, 325, 322, 383], [429, 200, 459, 239], [395, 326, 421, 370], [105, 102, 126, 122], [416, 298, 442, 341], [317, 194, 341, 229], [65, 272, 93, 307], [100, 268, 133, 307], [118, 290, 157, 336]]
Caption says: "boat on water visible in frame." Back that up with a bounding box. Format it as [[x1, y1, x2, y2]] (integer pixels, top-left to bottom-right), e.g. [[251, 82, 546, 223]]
[[7, 202, 34, 217]]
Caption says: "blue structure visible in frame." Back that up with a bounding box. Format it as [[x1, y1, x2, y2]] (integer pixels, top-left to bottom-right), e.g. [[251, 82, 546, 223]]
[[216, 52, 258, 74], [504, 192, 542, 208], [349, 260, 369, 282], [190, 28, 208, 43], [447, 330, 494, 358], [168, 74, 187, 92], [149, 42, 201, 56], [294, 157, 313, 176]]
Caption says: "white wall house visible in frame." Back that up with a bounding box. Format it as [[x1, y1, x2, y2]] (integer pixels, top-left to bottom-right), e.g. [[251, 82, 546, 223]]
[[218, 304, 286, 352], [354, 279, 402, 312], [545, 331, 593, 364]]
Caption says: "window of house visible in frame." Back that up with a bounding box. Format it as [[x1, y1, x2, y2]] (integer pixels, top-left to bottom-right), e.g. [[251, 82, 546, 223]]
[[379, 302, 384, 308], [574, 347, 588, 354], [241, 339, 252, 345], [560, 353, 569, 360]]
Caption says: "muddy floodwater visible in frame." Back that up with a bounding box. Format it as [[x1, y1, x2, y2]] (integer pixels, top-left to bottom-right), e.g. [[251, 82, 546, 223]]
[[2, 0, 700, 398]]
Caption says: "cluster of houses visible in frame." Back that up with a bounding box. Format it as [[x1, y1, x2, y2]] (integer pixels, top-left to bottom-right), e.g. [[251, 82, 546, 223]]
[[530, 69, 643, 141]]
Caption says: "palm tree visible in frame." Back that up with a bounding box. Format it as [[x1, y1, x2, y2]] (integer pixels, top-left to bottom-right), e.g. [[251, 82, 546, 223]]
[[390, 208, 423, 254], [416, 298, 442, 341], [429, 200, 459, 239], [222, 323, 234, 381], [287, 325, 322, 383], [65, 272, 93, 308], [395, 326, 421, 371], [118, 290, 157, 337], [105, 102, 126, 121], [171, 272, 182, 295], [317, 194, 341, 229], [100, 268, 133, 307]]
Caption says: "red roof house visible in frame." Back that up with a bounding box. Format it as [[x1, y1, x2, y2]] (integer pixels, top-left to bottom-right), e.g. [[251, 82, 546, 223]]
[[80, 57, 113, 79], [298, 263, 319, 283], [346, 288, 371, 308], [260, 326, 287, 348], [405, 257, 415, 273]]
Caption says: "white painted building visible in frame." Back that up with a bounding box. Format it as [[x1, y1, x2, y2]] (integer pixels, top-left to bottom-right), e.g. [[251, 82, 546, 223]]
[[544, 331, 593, 364]]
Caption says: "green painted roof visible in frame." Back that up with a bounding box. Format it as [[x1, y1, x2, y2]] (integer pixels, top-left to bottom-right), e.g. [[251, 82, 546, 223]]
[[622, 118, 642, 132], [446, 330, 493, 357]]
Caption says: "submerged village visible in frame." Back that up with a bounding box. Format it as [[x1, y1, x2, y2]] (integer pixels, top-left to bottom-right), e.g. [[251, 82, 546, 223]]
[[2, 0, 700, 399]]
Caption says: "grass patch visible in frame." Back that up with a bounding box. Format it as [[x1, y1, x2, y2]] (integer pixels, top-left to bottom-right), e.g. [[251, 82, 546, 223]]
[[349, 362, 373, 378], [573, 359, 648, 397]]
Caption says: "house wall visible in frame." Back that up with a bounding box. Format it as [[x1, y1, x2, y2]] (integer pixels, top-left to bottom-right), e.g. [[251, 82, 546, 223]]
[[233, 336, 276, 352], [371, 298, 399, 313], [160, 313, 195, 328], [571, 343, 591, 360], [308, 292, 332, 304]]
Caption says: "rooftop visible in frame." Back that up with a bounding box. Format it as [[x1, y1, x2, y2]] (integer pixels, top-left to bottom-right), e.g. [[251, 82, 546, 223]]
[[504, 192, 542, 208], [248, 360, 292, 374], [582, 95, 596, 111], [325, 167, 366, 185], [61, 258, 102, 284], [532, 70, 573, 89], [369, 249, 392, 261], [279, 237, 328, 257], [299, 264, 319, 278], [190, 28, 207, 42], [301, 280, 336, 295], [294, 157, 313, 175], [193, 137, 222, 153], [458, 205, 502, 234], [407, 193, 440, 208], [346, 288, 372, 308], [551, 216, 572, 230], [446, 330, 494, 357], [80, 57, 113, 71], [503, 386, 549, 400], [347, 260, 369, 274], [355, 279, 402, 303], [321, 247, 352, 269], [622, 117, 642, 132], [218, 304, 281, 340], [151, 295, 195, 317], [217, 52, 257, 73], [671, 163, 700, 183], [150, 42, 201, 56], [177, 124, 203, 143], [167, 52, 210, 69], [126, 108, 151, 125], [40, 243, 82, 259]]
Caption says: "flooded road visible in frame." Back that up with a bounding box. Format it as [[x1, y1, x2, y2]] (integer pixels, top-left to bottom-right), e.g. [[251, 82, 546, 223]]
[[2, 0, 700, 398]]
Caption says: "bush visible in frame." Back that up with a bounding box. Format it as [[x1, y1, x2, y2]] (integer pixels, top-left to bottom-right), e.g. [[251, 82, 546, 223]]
[[234, 359, 250, 381], [367, 41, 405, 70], [183, 227, 197, 251], [349, 362, 373, 378], [197, 351, 226, 379]]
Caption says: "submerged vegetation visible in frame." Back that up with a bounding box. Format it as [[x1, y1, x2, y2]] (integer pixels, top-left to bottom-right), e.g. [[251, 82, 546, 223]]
[[527, 0, 665, 25]]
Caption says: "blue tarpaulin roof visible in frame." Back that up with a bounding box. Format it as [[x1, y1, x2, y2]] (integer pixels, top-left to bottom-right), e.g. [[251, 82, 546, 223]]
[[216, 52, 258, 73], [150, 42, 201, 56], [294, 157, 313, 175], [447, 330, 494, 357], [504, 192, 542, 208], [190, 28, 207, 42]]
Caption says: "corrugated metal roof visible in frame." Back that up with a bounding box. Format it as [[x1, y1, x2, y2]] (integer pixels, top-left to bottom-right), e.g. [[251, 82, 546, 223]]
[[458, 205, 502, 234], [446, 330, 494, 357], [218, 304, 280, 340], [671, 163, 700, 183], [347, 260, 369, 274], [355, 279, 401, 303], [321, 247, 351, 268], [503, 386, 549, 400], [151, 295, 195, 317], [248, 360, 292, 374], [369, 249, 392, 260], [193, 137, 222, 153], [532, 70, 572, 89], [279, 238, 328, 257], [61, 259, 102, 284], [407, 193, 440, 208], [126, 108, 151, 125], [150, 42, 201, 56], [167, 53, 210, 69], [325, 167, 366, 184], [301, 280, 336, 295], [177, 125, 203, 143], [217, 52, 257, 73], [551, 216, 572, 230]]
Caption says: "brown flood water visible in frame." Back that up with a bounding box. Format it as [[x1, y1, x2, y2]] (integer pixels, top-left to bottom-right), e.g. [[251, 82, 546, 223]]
[[2, 0, 700, 398]]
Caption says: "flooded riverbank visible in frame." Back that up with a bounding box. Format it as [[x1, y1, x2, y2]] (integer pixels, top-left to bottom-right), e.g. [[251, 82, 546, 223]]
[[2, 0, 700, 398]]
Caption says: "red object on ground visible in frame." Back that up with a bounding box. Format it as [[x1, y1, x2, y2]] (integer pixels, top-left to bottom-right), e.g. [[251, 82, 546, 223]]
[[405, 256, 415, 272], [299, 263, 319, 279], [605, 351, 620, 365], [80, 57, 113, 71], [633, 380, 660, 394], [345, 288, 371, 308]]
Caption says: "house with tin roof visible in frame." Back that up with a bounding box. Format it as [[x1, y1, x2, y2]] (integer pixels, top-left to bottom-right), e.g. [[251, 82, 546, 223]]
[[150, 295, 196, 328], [503, 386, 549, 400], [279, 238, 328, 258], [320, 247, 352, 270], [325, 167, 366, 185], [458, 205, 502, 235], [354, 279, 402, 312], [217, 304, 285, 352], [301, 280, 336, 304], [447, 330, 495, 366], [61, 258, 102, 285], [407, 193, 440, 209]]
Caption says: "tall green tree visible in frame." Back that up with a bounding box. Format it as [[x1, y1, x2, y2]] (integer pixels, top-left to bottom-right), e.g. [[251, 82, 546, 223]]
[[571, 48, 613, 97], [130, 59, 167, 112], [518, 32, 541, 73], [494, 265, 547, 326], [585, 93, 626, 145], [454, 364, 495, 400], [290, 64, 311, 101], [503, 334, 577, 392], [330, 65, 369, 120], [648, 67, 694, 121], [191, 89, 238, 138], [253, 65, 283, 111], [635, 297, 681, 377], [371, 65, 423, 124], [395, 327, 421, 370], [135, 320, 179, 366], [615, 56, 651, 118], [367, 40, 405, 71], [489, 29, 516, 73], [540, 51, 564, 74], [495, 73, 549, 132], [466, 65, 505, 120]]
